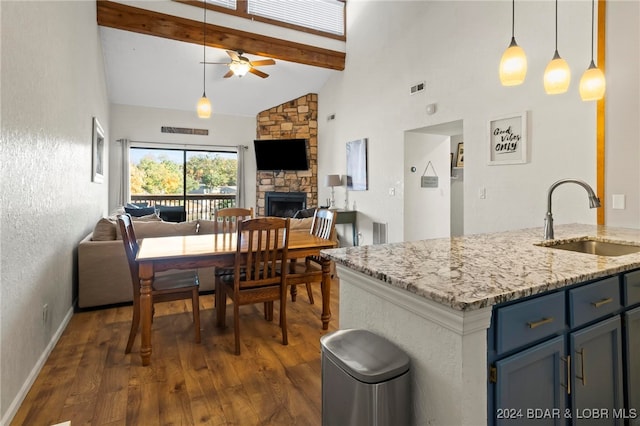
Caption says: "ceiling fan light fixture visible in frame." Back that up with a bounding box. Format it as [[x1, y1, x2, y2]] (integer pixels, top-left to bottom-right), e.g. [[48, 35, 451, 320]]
[[230, 61, 251, 77]]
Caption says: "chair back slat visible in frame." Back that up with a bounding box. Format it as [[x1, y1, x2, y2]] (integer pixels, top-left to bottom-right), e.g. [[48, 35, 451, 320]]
[[310, 209, 336, 240], [117, 214, 140, 292], [214, 207, 254, 234], [235, 217, 290, 288]]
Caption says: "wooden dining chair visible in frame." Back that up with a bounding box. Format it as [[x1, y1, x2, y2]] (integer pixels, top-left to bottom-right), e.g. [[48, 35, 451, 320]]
[[117, 213, 201, 354], [213, 207, 254, 234], [216, 217, 291, 355], [287, 208, 336, 305]]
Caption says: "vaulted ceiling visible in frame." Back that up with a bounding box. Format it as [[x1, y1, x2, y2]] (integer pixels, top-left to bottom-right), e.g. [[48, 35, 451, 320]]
[[97, 1, 345, 117]]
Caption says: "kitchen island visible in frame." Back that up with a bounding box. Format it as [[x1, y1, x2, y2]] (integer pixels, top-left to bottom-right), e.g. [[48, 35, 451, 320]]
[[321, 224, 640, 426]]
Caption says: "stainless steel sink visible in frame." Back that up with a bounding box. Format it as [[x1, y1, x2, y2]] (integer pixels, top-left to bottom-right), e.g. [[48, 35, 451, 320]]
[[536, 238, 640, 256]]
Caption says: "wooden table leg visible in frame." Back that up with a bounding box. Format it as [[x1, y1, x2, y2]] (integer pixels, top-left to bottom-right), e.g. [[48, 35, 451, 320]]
[[321, 259, 332, 330], [138, 262, 154, 366]]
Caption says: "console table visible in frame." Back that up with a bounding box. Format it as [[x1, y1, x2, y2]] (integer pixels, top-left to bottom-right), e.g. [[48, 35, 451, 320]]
[[334, 209, 357, 246]]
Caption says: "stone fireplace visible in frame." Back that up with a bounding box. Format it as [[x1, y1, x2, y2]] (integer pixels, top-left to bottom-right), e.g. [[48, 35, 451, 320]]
[[265, 192, 306, 217], [255, 93, 318, 216]]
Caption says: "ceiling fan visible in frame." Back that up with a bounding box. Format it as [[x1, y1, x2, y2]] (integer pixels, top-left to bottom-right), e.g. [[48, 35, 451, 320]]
[[202, 50, 276, 79]]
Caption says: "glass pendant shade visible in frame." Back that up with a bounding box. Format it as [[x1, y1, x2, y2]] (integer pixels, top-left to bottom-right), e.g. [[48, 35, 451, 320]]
[[579, 61, 606, 101], [197, 95, 211, 118], [544, 51, 571, 94], [499, 38, 527, 86]]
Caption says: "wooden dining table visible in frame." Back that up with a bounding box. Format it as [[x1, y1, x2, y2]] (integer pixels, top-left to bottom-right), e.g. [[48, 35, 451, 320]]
[[135, 230, 336, 366]]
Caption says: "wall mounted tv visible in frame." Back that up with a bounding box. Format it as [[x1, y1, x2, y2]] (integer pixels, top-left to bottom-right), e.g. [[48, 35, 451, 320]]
[[254, 138, 309, 171]]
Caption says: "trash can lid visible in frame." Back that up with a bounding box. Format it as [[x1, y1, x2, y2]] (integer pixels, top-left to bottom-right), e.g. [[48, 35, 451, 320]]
[[320, 329, 410, 384]]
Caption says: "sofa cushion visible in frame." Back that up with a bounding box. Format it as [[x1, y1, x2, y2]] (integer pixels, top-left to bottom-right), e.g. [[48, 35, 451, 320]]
[[290, 217, 314, 231], [128, 220, 198, 239], [113, 212, 162, 239], [92, 218, 117, 241], [197, 219, 218, 235]]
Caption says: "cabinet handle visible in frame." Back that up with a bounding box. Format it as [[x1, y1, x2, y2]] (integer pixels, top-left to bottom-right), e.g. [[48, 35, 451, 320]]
[[576, 348, 587, 386], [591, 297, 613, 308], [561, 355, 571, 395], [527, 317, 554, 329]]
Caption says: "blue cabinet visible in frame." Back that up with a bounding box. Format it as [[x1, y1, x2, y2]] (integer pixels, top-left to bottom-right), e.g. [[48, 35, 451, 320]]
[[570, 315, 624, 426], [490, 272, 639, 426], [494, 336, 566, 426], [626, 307, 640, 425]]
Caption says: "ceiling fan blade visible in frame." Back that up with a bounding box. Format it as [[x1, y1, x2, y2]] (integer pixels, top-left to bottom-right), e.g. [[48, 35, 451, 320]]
[[201, 61, 229, 65], [223, 69, 235, 78], [249, 59, 276, 67], [249, 67, 269, 78], [226, 50, 240, 61]]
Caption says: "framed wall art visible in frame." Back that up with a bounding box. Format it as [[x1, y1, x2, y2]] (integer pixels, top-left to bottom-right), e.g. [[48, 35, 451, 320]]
[[456, 142, 464, 167], [488, 112, 528, 165], [92, 117, 105, 183], [346, 138, 368, 191]]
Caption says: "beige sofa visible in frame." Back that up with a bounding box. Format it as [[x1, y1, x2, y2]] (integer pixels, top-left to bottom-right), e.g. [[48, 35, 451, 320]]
[[77, 215, 315, 309]]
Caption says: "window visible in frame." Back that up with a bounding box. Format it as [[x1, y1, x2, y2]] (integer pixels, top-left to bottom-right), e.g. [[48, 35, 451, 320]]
[[129, 147, 238, 221], [247, 0, 345, 36], [207, 0, 236, 10]]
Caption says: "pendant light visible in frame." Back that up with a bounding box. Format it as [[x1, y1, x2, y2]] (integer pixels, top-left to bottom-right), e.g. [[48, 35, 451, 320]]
[[579, 0, 606, 101], [499, 0, 527, 86], [544, 0, 571, 94], [197, 1, 211, 118]]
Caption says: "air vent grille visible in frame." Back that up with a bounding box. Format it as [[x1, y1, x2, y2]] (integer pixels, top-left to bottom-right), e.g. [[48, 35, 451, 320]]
[[410, 81, 425, 95], [161, 126, 208, 135]]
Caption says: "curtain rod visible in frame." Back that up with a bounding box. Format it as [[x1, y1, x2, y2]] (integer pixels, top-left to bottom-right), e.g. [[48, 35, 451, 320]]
[[117, 139, 248, 150]]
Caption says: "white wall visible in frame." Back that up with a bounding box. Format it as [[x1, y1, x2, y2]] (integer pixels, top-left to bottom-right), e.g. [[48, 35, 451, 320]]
[[403, 132, 451, 241], [318, 0, 639, 243], [0, 1, 110, 422], [108, 104, 257, 212]]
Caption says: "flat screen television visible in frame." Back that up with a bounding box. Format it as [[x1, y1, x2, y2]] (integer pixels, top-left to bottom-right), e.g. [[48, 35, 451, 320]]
[[254, 138, 309, 171]]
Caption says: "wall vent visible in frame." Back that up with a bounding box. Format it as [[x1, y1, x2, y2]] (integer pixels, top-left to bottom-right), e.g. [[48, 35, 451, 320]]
[[373, 222, 388, 245], [410, 81, 425, 95], [161, 126, 209, 135]]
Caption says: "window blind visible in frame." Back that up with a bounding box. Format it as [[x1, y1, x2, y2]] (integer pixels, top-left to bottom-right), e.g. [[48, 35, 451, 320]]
[[247, 0, 344, 36]]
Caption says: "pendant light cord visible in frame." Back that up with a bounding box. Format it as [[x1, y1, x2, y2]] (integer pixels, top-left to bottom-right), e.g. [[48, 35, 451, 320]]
[[590, 0, 595, 62], [511, 0, 515, 38], [202, 2, 206, 96], [554, 0, 558, 52]]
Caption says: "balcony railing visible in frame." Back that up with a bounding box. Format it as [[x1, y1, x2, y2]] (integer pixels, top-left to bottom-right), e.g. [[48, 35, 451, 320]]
[[131, 194, 236, 221]]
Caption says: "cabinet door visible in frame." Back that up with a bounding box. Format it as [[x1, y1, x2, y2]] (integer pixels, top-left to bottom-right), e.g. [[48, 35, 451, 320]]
[[495, 336, 566, 426], [571, 315, 624, 426], [626, 307, 640, 425]]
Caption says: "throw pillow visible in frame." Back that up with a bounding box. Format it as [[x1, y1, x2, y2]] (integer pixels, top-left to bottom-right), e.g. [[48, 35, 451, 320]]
[[92, 217, 117, 241], [124, 206, 157, 217], [129, 221, 198, 239]]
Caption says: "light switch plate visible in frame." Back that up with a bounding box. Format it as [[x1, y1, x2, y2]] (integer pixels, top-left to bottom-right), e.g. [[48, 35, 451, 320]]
[[612, 194, 626, 209]]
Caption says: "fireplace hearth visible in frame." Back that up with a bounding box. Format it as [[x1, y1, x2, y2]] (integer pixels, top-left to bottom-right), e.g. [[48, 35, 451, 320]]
[[266, 192, 306, 217]]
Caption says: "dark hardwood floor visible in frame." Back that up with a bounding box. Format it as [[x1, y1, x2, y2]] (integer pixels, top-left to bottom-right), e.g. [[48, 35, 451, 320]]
[[11, 280, 339, 425]]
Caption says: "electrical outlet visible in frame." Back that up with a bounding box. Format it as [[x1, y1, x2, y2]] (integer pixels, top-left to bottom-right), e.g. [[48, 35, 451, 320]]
[[42, 304, 49, 324]]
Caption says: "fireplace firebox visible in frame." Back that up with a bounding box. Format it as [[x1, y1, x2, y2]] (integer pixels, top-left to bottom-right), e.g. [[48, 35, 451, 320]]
[[266, 192, 306, 217]]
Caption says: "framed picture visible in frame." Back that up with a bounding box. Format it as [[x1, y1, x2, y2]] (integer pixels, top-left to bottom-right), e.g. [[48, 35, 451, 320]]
[[456, 142, 464, 167], [346, 138, 368, 191], [92, 117, 105, 183], [488, 112, 527, 165]]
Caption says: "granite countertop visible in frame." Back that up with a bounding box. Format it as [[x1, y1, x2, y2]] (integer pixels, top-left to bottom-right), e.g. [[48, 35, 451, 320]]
[[321, 224, 640, 312]]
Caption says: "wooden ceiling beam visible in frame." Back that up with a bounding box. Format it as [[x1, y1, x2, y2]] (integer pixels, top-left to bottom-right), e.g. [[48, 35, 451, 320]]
[[97, 1, 345, 71]]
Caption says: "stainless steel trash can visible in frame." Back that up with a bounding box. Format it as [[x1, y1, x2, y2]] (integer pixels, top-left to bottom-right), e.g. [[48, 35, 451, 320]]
[[320, 329, 411, 426]]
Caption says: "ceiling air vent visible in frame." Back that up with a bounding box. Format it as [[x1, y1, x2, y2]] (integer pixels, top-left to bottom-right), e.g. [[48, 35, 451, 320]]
[[161, 126, 208, 136], [410, 81, 425, 95]]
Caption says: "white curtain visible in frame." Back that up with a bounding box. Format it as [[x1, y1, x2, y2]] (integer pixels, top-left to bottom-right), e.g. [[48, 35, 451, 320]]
[[236, 145, 247, 207], [116, 138, 130, 206]]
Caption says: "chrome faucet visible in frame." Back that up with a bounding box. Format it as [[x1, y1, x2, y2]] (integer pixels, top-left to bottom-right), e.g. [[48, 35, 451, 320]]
[[544, 179, 601, 240]]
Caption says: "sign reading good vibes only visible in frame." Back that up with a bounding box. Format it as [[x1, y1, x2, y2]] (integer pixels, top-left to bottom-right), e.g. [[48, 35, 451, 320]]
[[489, 113, 527, 165]]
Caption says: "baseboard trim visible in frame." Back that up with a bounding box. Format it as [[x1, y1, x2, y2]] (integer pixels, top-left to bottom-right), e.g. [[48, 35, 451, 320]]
[[1, 307, 74, 426]]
